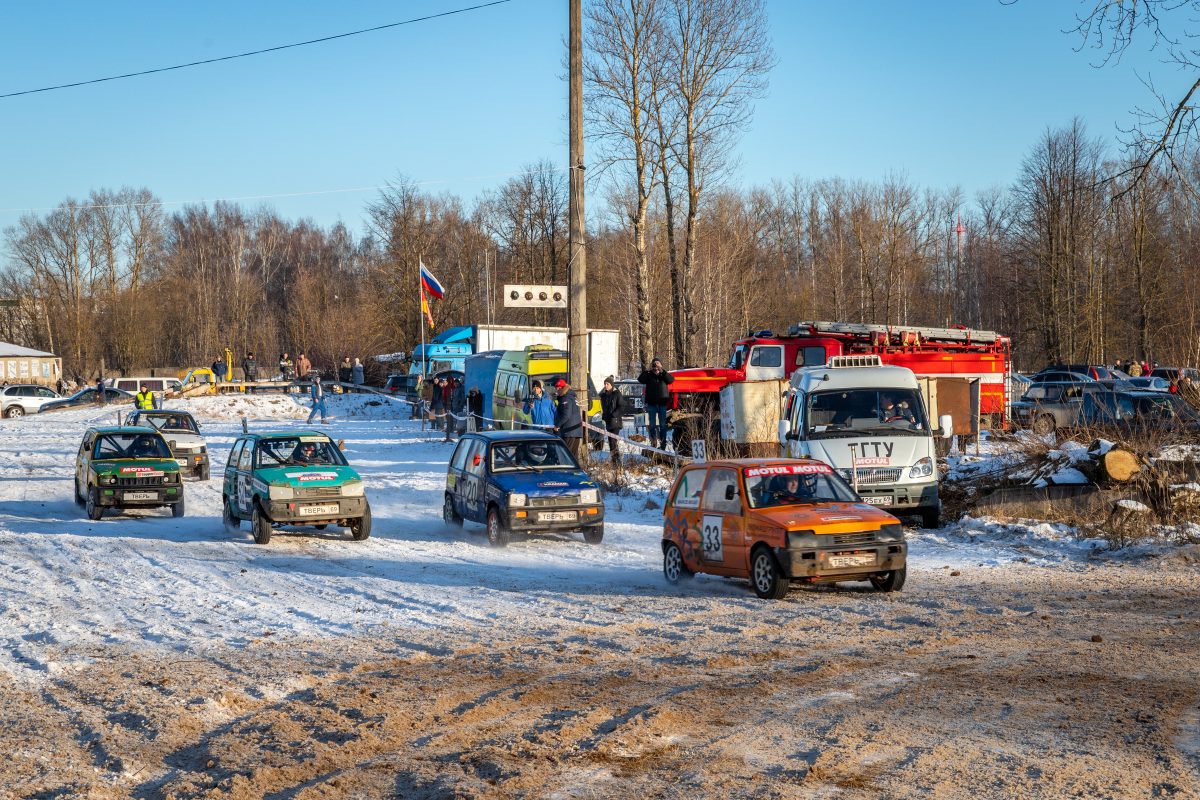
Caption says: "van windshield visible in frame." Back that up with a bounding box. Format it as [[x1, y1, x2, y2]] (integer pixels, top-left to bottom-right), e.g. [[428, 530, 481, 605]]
[[805, 389, 929, 437]]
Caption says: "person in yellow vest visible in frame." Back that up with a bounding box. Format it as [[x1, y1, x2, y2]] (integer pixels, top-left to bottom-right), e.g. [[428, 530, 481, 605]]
[[135, 384, 155, 410]]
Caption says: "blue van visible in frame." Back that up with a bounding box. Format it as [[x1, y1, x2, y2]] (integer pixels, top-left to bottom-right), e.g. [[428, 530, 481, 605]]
[[442, 430, 605, 547]]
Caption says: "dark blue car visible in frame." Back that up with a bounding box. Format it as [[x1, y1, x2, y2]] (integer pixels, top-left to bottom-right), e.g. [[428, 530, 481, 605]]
[[443, 430, 605, 547]]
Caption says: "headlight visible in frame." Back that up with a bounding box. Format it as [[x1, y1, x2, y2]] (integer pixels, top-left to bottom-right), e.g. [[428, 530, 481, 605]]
[[341, 481, 365, 497], [99, 473, 115, 485], [909, 457, 934, 479], [268, 484, 294, 501], [877, 523, 905, 541], [579, 489, 599, 504], [786, 529, 817, 548], [508, 492, 527, 507]]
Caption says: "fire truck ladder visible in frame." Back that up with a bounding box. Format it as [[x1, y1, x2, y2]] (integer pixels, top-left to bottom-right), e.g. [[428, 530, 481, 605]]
[[789, 320, 1002, 344]]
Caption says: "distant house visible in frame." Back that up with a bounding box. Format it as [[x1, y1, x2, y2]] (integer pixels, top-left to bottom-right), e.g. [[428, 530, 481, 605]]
[[0, 342, 61, 386]]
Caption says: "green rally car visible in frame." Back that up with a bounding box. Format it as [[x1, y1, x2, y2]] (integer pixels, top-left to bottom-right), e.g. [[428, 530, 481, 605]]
[[222, 431, 371, 544], [74, 426, 185, 520]]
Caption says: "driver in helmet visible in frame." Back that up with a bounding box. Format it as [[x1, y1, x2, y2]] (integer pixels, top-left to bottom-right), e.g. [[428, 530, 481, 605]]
[[769, 472, 817, 505], [131, 436, 159, 458], [523, 442, 551, 467], [294, 441, 320, 464]]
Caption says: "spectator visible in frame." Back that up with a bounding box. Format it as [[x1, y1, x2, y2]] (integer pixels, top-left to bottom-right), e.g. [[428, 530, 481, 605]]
[[242, 352, 258, 382], [351, 357, 365, 385], [279, 353, 294, 381], [96, 377, 106, 406], [307, 374, 328, 424], [419, 376, 435, 423], [212, 358, 228, 383], [1128, 360, 1144, 377], [135, 383, 155, 411], [638, 358, 674, 449], [553, 378, 584, 460], [467, 386, 485, 431], [598, 376, 626, 464], [338, 357, 353, 384], [295, 352, 312, 379], [446, 378, 466, 441], [429, 377, 446, 430], [55, 378, 65, 395], [522, 379, 556, 429]]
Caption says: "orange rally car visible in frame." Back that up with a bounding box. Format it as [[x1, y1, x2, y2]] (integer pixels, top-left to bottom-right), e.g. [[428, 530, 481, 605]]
[[661, 458, 907, 599]]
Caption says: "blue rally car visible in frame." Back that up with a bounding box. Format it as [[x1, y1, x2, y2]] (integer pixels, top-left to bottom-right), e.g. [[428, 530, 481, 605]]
[[443, 430, 605, 547]]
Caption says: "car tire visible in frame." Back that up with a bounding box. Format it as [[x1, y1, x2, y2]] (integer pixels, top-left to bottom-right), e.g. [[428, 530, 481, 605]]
[[86, 487, 103, 521], [350, 503, 372, 541], [223, 496, 240, 531], [74, 476, 84, 506], [1032, 414, 1056, 435], [750, 546, 789, 600], [198, 465, 210, 481], [870, 567, 907, 592], [919, 507, 940, 529], [662, 542, 693, 584], [443, 493, 463, 527], [314, 524, 328, 530], [582, 524, 604, 545], [252, 502, 272, 545], [172, 495, 186, 518], [5, 406, 24, 418], [486, 505, 510, 548]]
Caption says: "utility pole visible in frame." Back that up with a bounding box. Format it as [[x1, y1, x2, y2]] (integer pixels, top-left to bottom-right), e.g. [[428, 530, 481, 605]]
[[568, 0, 589, 446]]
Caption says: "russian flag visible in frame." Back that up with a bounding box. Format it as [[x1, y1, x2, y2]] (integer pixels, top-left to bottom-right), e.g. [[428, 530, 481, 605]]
[[419, 260, 445, 300]]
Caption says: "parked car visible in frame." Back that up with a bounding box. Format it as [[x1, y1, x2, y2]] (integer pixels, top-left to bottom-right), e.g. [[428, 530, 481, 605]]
[[104, 376, 183, 394], [613, 378, 646, 418], [74, 426, 184, 520], [661, 458, 907, 599], [1081, 390, 1200, 432], [0, 384, 61, 417], [125, 409, 210, 480], [1030, 370, 1095, 385], [1011, 382, 1091, 433], [222, 430, 371, 544], [41, 387, 133, 412], [443, 430, 604, 547], [1039, 364, 1114, 380], [1151, 366, 1200, 383], [1127, 376, 1171, 392]]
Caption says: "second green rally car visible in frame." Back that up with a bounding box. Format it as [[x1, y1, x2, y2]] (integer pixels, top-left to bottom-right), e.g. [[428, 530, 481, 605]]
[[74, 426, 185, 520]]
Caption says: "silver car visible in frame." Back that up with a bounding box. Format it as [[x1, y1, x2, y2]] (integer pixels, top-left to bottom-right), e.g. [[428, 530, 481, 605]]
[[0, 384, 61, 418]]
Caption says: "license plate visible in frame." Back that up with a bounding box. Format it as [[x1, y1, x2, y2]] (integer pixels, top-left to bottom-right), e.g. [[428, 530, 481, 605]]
[[539, 511, 577, 522], [298, 503, 340, 516], [862, 496, 893, 506], [125, 491, 158, 501], [829, 554, 876, 568], [176, 458, 188, 467]]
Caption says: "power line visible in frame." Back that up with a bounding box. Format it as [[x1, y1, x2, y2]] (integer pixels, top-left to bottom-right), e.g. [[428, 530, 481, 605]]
[[0, 0, 513, 100]]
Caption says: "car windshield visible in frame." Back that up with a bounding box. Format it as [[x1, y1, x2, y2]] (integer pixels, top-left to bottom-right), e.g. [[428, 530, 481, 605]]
[[255, 437, 347, 467], [805, 389, 929, 437], [94, 433, 171, 460], [744, 465, 859, 508], [139, 414, 198, 432], [491, 440, 577, 471]]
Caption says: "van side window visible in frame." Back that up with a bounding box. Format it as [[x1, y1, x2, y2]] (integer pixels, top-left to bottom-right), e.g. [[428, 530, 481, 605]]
[[701, 468, 741, 514], [671, 469, 705, 509], [749, 346, 782, 368]]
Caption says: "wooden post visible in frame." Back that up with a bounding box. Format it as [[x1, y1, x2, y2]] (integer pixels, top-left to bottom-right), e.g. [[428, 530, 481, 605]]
[[569, 0, 589, 462]]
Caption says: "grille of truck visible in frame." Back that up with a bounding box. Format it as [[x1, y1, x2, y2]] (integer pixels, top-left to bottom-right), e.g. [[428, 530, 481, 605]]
[[855, 467, 903, 485], [529, 495, 579, 507], [116, 475, 164, 488], [830, 531, 876, 547]]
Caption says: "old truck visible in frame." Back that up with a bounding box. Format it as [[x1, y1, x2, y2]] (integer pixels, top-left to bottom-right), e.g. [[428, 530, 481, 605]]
[[668, 321, 1010, 448]]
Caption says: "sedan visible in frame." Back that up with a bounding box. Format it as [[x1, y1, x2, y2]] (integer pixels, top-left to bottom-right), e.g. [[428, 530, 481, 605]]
[[40, 387, 133, 412]]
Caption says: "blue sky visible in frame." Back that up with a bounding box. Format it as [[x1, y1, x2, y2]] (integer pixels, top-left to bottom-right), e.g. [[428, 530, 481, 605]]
[[0, 1, 1182, 236]]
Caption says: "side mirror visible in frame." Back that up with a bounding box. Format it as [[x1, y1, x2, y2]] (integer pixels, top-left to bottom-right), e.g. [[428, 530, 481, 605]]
[[939, 413, 953, 439], [777, 419, 791, 445], [724, 484, 737, 501], [472, 453, 481, 467]]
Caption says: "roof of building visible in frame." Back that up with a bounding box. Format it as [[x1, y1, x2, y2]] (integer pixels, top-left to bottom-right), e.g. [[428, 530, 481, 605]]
[[0, 341, 56, 358]]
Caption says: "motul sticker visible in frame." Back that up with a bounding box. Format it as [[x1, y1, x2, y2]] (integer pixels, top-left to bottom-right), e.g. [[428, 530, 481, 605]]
[[854, 457, 890, 466], [745, 464, 832, 477], [120, 467, 163, 476], [285, 471, 339, 482]]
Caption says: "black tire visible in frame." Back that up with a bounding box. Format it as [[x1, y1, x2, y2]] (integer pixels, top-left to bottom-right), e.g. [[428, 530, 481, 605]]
[[223, 496, 240, 531], [350, 503, 372, 541], [443, 493, 463, 527], [486, 505, 510, 548], [5, 405, 24, 418], [582, 524, 604, 545], [252, 502, 272, 544], [86, 487, 103, 521], [1032, 414, 1056, 435], [919, 506, 940, 529], [74, 475, 84, 506], [662, 542, 693, 584], [172, 495, 186, 518], [314, 524, 328, 530], [750, 547, 789, 600], [870, 567, 907, 592], [198, 464, 210, 481]]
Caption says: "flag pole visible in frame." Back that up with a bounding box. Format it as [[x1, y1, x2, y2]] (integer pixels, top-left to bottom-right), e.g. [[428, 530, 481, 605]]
[[419, 260, 426, 432]]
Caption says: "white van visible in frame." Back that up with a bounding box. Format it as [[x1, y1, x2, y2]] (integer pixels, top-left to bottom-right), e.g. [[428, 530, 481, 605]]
[[104, 376, 182, 394], [777, 356, 952, 528]]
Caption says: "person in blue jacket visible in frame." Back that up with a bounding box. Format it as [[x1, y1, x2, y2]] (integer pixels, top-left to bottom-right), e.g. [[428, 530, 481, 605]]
[[307, 374, 328, 424], [522, 379, 556, 429]]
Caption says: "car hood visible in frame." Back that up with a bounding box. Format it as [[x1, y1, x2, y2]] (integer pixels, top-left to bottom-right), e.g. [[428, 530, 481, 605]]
[[748, 502, 897, 533], [254, 465, 361, 487], [489, 469, 599, 496], [92, 459, 180, 475]]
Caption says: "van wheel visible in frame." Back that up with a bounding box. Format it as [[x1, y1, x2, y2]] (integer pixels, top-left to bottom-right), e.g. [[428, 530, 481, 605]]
[[870, 568, 907, 592], [5, 406, 24, 418], [172, 495, 185, 518], [662, 542, 693, 584], [252, 502, 272, 544], [443, 493, 463, 527], [582, 525, 604, 545], [1032, 414, 1056, 435], [223, 496, 240, 531], [750, 547, 789, 600], [486, 506, 509, 548], [919, 507, 940, 529], [86, 487, 103, 521], [350, 503, 372, 541]]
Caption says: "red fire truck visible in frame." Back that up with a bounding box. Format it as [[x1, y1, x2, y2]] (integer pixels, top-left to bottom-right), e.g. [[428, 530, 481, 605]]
[[669, 321, 1012, 442]]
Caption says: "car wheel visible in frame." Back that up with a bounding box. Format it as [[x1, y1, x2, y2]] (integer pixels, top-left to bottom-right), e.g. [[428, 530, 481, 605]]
[[870, 567, 907, 592], [919, 507, 940, 529], [314, 524, 328, 530], [172, 495, 186, 518], [350, 503, 372, 541], [486, 505, 510, 548], [662, 542, 693, 584], [750, 546, 789, 600], [582, 524, 604, 545], [86, 487, 103, 521], [5, 406, 24, 418], [1032, 414, 1056, 435], [252, 502, 272, 544], [223, 496, 240, 531], [443, 493, 463, 527], [199, 464, 210, 481]]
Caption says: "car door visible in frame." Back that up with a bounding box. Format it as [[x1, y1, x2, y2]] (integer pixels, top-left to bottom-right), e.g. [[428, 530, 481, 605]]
[[698, 467, 747, 576], [234, 440, 256, 514], [447, 438, 472, 518], [461, 439, 488, 522], [667, 467, 707, 569], [224, 439, 244, 509], [76, 433, 93, 490]]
